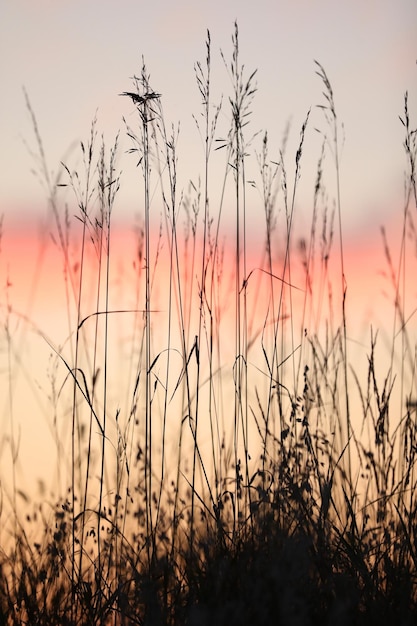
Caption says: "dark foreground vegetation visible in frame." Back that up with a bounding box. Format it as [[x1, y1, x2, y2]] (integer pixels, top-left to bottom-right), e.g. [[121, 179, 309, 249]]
[[0, 24, 416, 625]]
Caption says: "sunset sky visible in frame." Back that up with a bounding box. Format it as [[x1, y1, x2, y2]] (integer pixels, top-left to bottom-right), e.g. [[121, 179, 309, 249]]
[[0, 1, 416, 494], [0, 0, 415, 316]]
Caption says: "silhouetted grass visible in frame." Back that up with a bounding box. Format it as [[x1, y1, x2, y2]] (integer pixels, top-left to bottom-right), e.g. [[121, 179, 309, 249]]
[[0, 22, 416, 625]]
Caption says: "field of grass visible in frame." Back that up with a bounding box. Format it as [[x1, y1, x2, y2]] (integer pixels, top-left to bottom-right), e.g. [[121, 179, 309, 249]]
[[0, 23, 416, 625]]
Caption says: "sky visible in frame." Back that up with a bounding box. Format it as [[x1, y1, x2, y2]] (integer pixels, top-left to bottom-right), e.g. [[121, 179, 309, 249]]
[[1, 0, 416, 230], [0, 0, 416, 497]]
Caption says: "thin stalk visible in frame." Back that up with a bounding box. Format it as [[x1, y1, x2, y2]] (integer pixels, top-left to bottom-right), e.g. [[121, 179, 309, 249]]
[[220, 21, 257, 531], [121, 68, 162, 562], [315, 61, 351, 485]]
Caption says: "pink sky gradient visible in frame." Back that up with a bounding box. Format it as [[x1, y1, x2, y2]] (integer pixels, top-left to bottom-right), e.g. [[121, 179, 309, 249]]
[[0, 201, 415, 500]]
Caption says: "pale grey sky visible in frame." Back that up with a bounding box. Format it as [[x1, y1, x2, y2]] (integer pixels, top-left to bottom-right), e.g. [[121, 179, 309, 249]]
[[1, 0, 416, 237]]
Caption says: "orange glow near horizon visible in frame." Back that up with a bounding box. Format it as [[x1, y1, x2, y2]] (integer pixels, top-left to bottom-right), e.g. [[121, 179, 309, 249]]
[[0, 205, 415, 503]]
